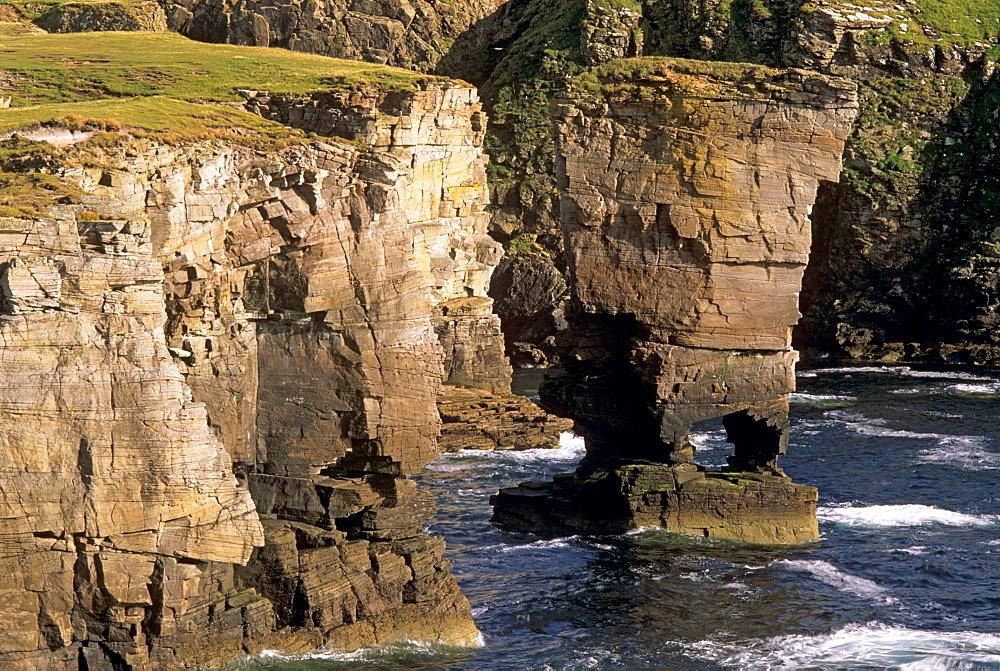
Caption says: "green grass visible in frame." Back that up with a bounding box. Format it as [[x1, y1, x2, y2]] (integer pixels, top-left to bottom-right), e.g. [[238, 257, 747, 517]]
[[0, 98, 309, 216], [834, 0, 1000, 48], [843, 75, 969, 201], [506, 232, 547, 255], [0, 0, 148, 20], [0, 97, 306, 144], [0, 31, 456, 219], [0, 31, 441, 108], [907, 0, 1000, 44]]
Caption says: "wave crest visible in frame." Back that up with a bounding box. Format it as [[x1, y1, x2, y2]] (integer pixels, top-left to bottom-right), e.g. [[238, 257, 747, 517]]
[[818, 504, 996, 528], [776, 559, 888, 601], [690, 622, 1000, 669]]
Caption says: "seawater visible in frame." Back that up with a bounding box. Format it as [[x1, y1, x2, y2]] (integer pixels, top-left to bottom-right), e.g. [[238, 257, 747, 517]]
[[237, 362, 1000, 670]]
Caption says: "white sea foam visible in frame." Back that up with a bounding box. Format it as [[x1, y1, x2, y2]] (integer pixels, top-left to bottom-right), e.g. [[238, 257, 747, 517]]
[[832, 410, 948, 441], [480, 536, 580, 554], [423, 461, 472, 472], [582, 539, 614, 550], [803, 365, 912, 375], [948, 382, 1000, 395], [804, 365, 997, 381], [829, 413, 990, 460], [678, 570, 713, 582], [817, 504, 997, 528], [916, 436, 1000, 470], [255, 636, 484, 664], [789, 392, 856, 404], [885, 546, 928, 556], [541, 649, 621, 670], [776, 559, 889, 601], [489, 432, 586, 464], [426, 432, 585, 470], [689, 430, 728, 451], [690, 622, 1000, 669], [828, 411, 999, 470], [623, 525, 664, 536]]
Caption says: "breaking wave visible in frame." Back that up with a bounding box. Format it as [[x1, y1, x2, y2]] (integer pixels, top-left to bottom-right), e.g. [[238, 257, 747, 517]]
[[776, 559, 889, 601], [916, 436, 1000, 470], [817, 504, 997, 528], [690, 622, 1000, 669], [803, 366, 997, 382]]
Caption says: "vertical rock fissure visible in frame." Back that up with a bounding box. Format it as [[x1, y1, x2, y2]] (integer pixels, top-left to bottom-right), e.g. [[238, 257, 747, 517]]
[[0, 81, 507, 667]]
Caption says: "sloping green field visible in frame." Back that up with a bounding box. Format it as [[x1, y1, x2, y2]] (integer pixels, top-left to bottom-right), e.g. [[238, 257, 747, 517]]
[[0, 30, 452, 214], [0, 30, 449, 139], [0, 30, 437, 107]]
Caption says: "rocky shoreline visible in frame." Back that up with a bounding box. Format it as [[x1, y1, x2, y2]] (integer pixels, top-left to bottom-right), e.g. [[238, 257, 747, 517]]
[[2, 0, 1000, 665], [0, 49, 500, 667]]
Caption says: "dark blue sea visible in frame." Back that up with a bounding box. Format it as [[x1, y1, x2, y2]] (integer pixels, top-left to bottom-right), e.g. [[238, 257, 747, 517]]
[[235, 362, 1000, 669]]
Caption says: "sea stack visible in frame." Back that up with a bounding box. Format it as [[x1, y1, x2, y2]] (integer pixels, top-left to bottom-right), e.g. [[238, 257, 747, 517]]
[[493, 59, 859, 544]]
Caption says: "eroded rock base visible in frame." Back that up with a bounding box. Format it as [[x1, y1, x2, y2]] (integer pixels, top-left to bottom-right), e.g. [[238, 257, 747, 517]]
[[438, 385, 574, 452], [492, 465, 818, 545]]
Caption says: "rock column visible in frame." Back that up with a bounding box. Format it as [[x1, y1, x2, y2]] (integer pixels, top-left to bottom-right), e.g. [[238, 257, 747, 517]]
[[493, 60, 858, 544]]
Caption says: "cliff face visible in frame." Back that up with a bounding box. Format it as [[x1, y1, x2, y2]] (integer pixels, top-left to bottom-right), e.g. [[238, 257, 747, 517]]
[[161, 0, 505, 73], [0, 81, 500, 668], [493, 60, 858, 543], [634, 0, 1000, 362]]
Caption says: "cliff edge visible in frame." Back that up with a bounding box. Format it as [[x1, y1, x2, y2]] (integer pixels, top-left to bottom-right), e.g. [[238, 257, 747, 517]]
[[0, 32, 505, 668]]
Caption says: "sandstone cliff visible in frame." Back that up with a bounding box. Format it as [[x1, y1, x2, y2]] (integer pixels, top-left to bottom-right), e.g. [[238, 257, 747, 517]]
[[615, 0, 1000, 363], [494, 59, 858, 543], [0, 43, 504, 665], [434, 0, 1000, 367]]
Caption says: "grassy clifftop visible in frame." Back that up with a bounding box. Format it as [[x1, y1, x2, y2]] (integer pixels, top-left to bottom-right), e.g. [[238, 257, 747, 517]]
[[0, 31, 455, 216], [0, 31, 452, 140], [0, 31, 438, 107]]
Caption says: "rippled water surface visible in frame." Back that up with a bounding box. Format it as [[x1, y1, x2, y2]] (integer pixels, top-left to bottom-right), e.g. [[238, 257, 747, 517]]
[[241, 362, 1000, 669]]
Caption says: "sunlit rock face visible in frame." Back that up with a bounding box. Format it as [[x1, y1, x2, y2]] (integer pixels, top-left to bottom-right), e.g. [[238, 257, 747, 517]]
[[494, 61, 858, 544], [0, 81, 501, 668]]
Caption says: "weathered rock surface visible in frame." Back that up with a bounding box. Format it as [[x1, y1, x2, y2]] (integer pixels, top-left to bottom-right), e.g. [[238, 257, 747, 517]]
[[493, 467, 819, 543], [161, 0, 505, 73], [35, 1, 167, 32], [438, 385, 573, 452], [493, 60, 858, 544], [488, 251, 567, 366], [636, 0, 1000, 364], [581, 0, 643, 66], [0, 80, 502, 668]]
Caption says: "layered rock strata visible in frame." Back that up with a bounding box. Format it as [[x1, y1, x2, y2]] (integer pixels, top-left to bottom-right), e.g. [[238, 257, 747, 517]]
[[438, 385, 573, 452], [0, 81, 502, 668], [493, 60, 857, 544], [635, 0, 1000, 363]]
